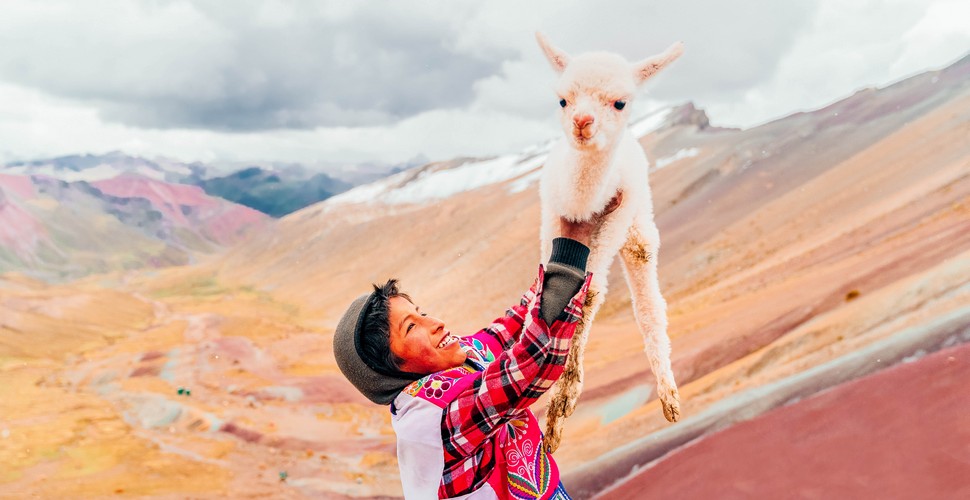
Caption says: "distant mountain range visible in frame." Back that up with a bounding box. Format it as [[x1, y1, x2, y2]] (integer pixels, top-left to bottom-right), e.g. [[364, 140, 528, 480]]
[[0, 152, 403, 278], [2, 151, 207, 184], [1, 152, 394, 218], [195, 167, 352, 218], [0, 172, 271, 281]]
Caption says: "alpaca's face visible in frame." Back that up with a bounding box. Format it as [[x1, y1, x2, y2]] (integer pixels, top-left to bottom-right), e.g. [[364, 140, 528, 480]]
[[536, 33, 684, 152], [555, 53, 636, 151]]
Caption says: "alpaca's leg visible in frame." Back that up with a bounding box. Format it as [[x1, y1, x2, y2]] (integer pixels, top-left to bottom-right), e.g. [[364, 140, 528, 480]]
[[543, 219, 622, 452], [543, 280, 605, 453], [619, 222, 680, 422]]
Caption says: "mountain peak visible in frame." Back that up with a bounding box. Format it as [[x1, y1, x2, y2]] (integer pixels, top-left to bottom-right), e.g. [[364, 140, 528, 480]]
[[666, 102, 711, 129]]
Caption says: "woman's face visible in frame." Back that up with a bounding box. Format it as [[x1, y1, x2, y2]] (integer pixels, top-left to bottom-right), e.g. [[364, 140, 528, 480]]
[[387, 296, 467, 375]]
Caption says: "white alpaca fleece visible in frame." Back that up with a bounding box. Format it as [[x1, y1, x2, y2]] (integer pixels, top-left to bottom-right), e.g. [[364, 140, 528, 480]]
[[536, 32, 684, 452]]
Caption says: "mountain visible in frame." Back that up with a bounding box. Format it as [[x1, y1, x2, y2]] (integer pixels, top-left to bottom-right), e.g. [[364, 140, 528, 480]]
[[2, 151, 207, 184], [1, 55, 968, 498], [210, 54, 970, 493], [0, 153, 387, 278], [195, 167, 352, 218], [2, 153, 396, 217], [0, 173, 270, 281]]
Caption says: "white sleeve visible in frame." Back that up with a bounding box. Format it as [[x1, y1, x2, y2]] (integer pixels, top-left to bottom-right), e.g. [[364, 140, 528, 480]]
[[391, 395, 447, 498]]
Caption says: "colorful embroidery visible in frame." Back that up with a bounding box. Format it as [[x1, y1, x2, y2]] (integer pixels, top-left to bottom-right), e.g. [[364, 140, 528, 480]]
[[403, 379, 420, 397], [505, 435, 553, 499], [506, 418, 528, 441], [424, 374, 453, 399], [459, 336, 497, 372], [458, 337, 495, 371], [549, 481, 572, 499], [470, 337, 496, 363], [403, 366, 471, 398], [499, 415, 555, 500]]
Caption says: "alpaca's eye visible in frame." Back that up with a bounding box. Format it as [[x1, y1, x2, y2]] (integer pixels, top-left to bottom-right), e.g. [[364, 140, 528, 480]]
[[559, 99, 567, 108], [614, 100, 626, 110]]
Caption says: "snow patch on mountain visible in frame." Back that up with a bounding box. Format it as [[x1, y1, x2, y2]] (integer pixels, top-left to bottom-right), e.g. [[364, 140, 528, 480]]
[[3, 152, 199, 183], [327, 106, 676, 207], [4, 163, 166, 182], [653, 147, 700, 170], [329, 152, 550, 206], [387, 154, 548, 204], [629, 107, 672, 137]]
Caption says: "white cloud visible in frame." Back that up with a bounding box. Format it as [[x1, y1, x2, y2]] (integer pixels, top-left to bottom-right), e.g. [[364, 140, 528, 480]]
[[0, 0, 506, 130], [0, 81, 552, 165], [0, 0, 966, 166], [702, 0, 970, 128], [464, 0, 817, 120], [894, 0, 970, 75]]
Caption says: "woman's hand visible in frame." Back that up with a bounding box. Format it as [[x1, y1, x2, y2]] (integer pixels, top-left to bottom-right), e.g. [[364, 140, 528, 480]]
[[558, 191, 623, 247]]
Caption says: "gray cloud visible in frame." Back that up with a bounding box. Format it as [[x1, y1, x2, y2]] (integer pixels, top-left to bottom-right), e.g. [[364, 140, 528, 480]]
[[466, 0, 819, 119], [2, 0, 962, 166], [0, 1, 511, 131], [605, 1, 819, 101]]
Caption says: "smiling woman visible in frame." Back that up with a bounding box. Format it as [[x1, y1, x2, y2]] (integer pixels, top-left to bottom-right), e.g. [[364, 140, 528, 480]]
[[388, 295, 467, 375], [331, 196, 621, 499], [333, 193, 623, 499], [350, 279, 470, 378], [335, 251, 589, 498]]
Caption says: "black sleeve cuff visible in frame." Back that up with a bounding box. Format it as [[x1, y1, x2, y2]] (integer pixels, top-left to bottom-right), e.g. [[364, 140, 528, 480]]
[[549, 237, 590, 273]]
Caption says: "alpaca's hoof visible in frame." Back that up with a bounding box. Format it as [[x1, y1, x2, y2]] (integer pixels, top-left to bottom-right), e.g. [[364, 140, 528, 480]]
[[660, 386, 681, 423], [542, 430, 562, 454], [543, 396, 569, 453], [543, 413, 565, 453]]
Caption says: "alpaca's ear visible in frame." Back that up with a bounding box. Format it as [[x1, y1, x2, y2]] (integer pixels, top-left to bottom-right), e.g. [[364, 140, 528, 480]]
[[633, 42, 684, 84], [536, 32, 570, 74]]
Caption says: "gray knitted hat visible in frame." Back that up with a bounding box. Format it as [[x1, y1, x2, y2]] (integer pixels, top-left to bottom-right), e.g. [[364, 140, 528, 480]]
[[333, 292, 422, 405]]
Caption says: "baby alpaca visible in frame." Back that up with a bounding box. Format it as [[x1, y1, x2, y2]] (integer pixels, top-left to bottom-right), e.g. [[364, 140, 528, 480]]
[[536, 32, 683, 452]]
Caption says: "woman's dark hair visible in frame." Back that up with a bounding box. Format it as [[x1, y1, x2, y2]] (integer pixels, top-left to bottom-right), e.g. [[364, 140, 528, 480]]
[[358, 279, 413, 377]]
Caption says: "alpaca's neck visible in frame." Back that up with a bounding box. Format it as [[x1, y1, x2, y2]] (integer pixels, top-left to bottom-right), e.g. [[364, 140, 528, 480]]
[[566, 135, 622, 188], [551, 133, 627, 218]]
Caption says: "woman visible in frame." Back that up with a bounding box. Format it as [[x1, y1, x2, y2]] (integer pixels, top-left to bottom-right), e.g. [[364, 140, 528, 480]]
[[333, 194, 621, 499]]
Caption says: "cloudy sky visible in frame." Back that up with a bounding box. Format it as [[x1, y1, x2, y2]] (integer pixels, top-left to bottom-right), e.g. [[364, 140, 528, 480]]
[[0, 0, 967, 168]]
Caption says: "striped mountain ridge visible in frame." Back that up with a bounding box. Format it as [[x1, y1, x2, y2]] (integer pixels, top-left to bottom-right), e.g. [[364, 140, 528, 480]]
[[0, 172, 271, 281], [210, 52, 970, 492]]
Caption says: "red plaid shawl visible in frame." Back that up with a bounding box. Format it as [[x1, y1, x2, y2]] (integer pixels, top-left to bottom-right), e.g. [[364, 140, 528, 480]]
[[408, 265, 590, 498]]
